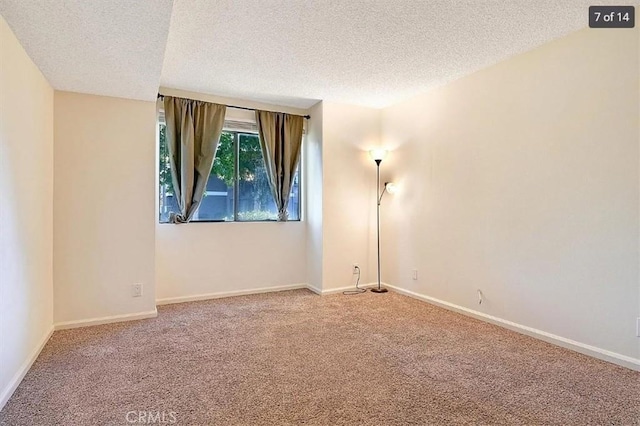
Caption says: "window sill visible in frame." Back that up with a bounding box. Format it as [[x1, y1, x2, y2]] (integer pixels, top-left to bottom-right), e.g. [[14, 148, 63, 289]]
[[158, 219, 302, 224]]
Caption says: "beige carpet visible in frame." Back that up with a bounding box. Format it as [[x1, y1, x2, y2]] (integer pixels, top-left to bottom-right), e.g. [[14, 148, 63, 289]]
[[1, 289, 638, 425]]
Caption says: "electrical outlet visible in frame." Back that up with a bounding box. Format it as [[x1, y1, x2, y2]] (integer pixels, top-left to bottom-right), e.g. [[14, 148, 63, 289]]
[[132, 283, 143, 297], [352, 263, 360, 274], [412, 269, 418, 280], [636, 317, 640, 337]]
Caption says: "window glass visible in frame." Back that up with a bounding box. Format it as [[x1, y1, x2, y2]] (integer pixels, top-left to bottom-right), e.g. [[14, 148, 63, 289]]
[[196, 132, 234, 221], [158, 124, 179, 223], [237, 133, 276, 220]]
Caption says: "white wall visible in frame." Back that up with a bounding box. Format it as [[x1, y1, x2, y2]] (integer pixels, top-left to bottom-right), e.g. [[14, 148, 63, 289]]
[[381, 28, 640, 361], [305, 101, 323, 290], [0, 15, 54, 408], [54, 92, 157, 323], [155, 88, 308, 300], [156, 222, 306, 300], [321, 101, 380, 291]]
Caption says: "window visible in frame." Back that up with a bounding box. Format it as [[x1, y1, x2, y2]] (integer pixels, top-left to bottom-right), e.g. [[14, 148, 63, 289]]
[[159, 123, 301, 222]]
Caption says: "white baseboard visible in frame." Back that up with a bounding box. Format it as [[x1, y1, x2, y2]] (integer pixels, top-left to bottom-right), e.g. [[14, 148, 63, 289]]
[[156, 283, 309, 306], [385, 283, 640, 372], [306, 284, 322, 295], [54, 309, 158, 330], [156, 282, 378, 302], [312, 282, 378, 295], [0, 325, 54, 411], [157, 281, 384, 303]]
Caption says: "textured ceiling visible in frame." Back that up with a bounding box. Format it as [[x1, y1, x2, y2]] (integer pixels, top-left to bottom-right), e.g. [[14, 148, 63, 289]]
[[0, 0, 614, 108], [160, 0, 610, 108], [0, 0, 173, 101]]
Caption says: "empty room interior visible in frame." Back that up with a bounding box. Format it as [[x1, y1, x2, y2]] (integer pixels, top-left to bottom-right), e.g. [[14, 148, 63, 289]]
[[1, 0, 639, 424]]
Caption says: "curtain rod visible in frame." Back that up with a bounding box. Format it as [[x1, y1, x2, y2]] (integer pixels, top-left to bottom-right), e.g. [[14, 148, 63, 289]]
[[157, 93, 310, 119]]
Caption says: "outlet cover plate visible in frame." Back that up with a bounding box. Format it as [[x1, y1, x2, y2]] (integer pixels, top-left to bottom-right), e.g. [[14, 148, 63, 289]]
[[132, 283, 143, 297]]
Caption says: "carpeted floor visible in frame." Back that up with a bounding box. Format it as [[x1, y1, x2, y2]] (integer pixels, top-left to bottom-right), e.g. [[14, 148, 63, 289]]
[[1, 289, 638, 425]]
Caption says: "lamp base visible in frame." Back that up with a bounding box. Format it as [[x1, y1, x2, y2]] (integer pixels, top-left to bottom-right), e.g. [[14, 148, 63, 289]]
[[370, 287, 388, 293]]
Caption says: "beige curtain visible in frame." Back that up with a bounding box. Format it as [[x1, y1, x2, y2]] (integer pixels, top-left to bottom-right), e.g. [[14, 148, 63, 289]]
[[164, 96, 226, 223], [255, 110, 304, 221]]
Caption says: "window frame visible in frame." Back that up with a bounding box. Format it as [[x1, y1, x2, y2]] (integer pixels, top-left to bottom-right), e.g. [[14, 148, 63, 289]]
[[158, 122, 302, 224]]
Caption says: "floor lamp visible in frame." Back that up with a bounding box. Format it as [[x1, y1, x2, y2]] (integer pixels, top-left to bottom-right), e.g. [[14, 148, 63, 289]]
[[369, 149, 396, 293]]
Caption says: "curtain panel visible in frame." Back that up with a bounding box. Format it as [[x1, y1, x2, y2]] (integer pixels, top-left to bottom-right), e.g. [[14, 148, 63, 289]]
[[255, 110, 304, 221], [163, 96, 226, 223]]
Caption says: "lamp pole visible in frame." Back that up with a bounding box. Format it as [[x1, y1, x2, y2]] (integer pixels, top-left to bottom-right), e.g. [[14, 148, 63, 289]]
[[371, 159, 388, 293]]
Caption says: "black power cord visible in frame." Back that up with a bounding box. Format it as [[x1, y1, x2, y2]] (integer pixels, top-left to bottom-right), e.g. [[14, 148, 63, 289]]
[[343, 266, 366, 295]]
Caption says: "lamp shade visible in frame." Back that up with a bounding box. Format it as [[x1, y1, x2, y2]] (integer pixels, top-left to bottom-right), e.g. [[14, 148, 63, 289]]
[[369, 149, 388, 161], [385, 182, 398, 194]]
